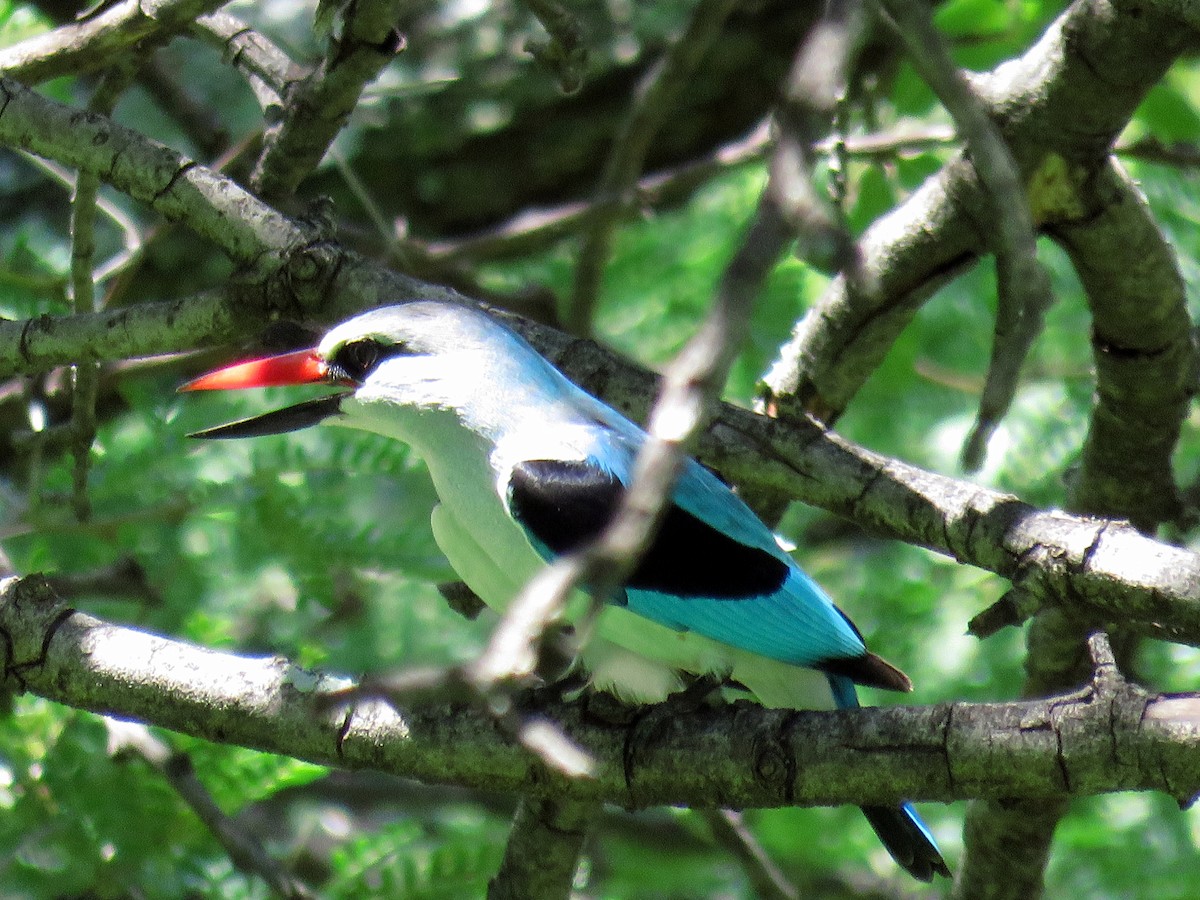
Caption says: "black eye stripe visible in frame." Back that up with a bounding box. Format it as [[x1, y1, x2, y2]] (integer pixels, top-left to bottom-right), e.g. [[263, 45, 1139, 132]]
[[330, 338, 397, 382]]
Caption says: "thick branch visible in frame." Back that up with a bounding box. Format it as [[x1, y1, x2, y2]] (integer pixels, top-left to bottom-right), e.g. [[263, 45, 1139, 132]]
[[510, 315, 1200, 646], [0, 78, 316, 275], [4, 575, 1200, 808], [955, 147, 1195, 900], [0, 291, 248, 379], [0, 0, 229, 84], [762, 0, 1199, 421], [1052, 160, 1194, 529]]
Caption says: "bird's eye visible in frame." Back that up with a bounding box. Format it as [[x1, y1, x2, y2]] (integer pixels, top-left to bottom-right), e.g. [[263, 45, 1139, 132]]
[[332, 339, 384, 382]]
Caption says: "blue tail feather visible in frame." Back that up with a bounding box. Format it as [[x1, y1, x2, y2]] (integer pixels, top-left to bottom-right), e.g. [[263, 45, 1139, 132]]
[[827, 675, 950, 881], [859, 803, 951, 882]]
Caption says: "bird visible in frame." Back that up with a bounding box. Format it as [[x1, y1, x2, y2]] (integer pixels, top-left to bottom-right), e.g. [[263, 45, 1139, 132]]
[[182, 300, 949, 881]]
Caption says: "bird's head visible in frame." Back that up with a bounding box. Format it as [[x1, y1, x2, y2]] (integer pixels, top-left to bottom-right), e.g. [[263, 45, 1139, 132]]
[[182, 301, 544, 441]]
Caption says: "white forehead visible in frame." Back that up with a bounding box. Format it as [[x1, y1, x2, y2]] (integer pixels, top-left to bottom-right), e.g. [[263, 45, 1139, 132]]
[[317, 301, 503, 356]]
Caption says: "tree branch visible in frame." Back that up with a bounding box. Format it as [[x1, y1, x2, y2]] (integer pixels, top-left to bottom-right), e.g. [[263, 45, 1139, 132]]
[[251, 0, 406, 199], [0, 0, 229, 84], [106, 720, 314, 899], [4, 575, 1200, 809], [955, 147, 1195, 900], [770, 0, 864, 274], [1052, 159, 1194, 529], [874, 0, 1054, 472], [488, 797, 596, 900], [701, 810, 800, 900], [568, 0, 739, 334], [0, 291, 248, 379], [761, 0, 1198, 424], [409, 121, 771, 268], [509, 314, 1200, 647], [0, 77, 317, 277], [518, 0, 589, 94], [191, 11, 296, 112]]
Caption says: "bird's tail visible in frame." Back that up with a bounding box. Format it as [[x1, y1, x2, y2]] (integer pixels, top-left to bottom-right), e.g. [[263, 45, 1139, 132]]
[[827, 675, 950, 882]]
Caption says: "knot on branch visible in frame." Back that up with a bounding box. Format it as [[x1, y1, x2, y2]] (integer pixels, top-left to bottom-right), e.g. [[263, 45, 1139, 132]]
[[0, 574, 76, 692], [1044, 631, 1147, 793], [971, 517, 1114, 637], [271, 240, 343, 317], [752, 733, 792, 795]]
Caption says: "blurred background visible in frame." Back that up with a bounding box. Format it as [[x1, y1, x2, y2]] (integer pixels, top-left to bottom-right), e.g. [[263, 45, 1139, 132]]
[[2, 0, 1200, 896]]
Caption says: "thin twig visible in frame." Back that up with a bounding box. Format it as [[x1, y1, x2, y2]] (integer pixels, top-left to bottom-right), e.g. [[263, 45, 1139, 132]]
[[403, 123, 957, 270], [466, 189, 797, 765], [701, 810, 801, 900], [519, 0, 588, 94], [68, 68, 138, 522], [1117, 136, 1200, 168], [771, 0, 867, 275], [19, 152, 143, 283], [568, 0, 740, 335], [138, 55, 230, 159], [69, 180, 100, 521], [330, 145, 413, 268], [44, 556, 161, 606], [105, 720, 315, 900], [415, 122, 771, 267], [873, 0, 1054, 472]]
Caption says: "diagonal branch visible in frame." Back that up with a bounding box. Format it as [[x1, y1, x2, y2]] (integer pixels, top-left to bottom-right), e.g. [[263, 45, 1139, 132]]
[[192, 11, 297, 112], [761, 0, 1197, 425], [518, 0, 588, 94], [770, 0, 865, 274], [0, 0, 230, 84], [251, 0, 407, 200], [568, 0, 740, 334], [106, 720, 315, 899], [0, 77, 316, 276]]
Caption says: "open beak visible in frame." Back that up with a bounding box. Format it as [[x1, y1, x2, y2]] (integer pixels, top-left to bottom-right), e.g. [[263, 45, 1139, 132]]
[[181, 349, 352, 439]]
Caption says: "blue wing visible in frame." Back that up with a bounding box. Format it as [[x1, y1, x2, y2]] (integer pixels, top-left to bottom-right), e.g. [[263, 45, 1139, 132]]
[[505, 453, 909, 691], [506, 443, 943, 878]]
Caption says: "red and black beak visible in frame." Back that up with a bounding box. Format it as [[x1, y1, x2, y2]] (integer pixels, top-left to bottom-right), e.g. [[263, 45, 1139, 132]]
[[181, 349, 352, 439]]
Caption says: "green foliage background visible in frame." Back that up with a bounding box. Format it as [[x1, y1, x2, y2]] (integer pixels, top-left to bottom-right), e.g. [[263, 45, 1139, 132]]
[[2, 0, 1200, 896]]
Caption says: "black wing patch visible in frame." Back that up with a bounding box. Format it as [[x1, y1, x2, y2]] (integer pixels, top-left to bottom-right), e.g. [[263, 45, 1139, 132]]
[[508, 459, 788, 599]]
